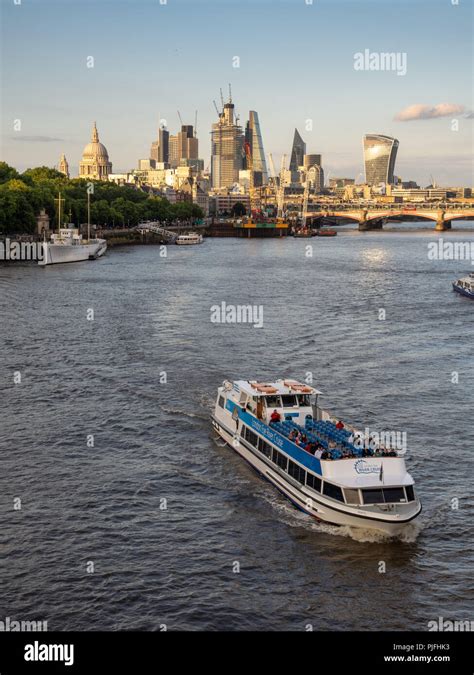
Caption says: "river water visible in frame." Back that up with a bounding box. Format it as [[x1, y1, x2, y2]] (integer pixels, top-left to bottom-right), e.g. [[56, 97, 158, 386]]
[[1, 223, 473, 631]]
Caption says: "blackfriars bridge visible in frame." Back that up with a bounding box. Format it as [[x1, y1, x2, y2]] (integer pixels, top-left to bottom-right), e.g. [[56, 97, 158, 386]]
[[305, 206, 474, 231]]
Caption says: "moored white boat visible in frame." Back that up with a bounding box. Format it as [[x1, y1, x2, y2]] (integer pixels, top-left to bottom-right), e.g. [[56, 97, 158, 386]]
[[38, 226, 107, 266], [38, 190, 107, 266], [211, 378, 421, 536], [176, 232, 203, 245]]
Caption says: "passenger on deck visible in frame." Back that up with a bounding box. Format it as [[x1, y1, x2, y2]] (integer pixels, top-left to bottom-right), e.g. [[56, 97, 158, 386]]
[[270, 409, 281, 425], [289, 429, 297, 441], [336, 420, 344, 430], [315, 447, 323, 459]]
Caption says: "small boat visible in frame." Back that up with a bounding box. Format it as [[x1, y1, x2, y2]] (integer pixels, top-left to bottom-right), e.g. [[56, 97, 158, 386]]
[[39, 190, 107, 266], [293, 228, 312, 238], [211, 378, 421, 536], [315, 228, 337, 237], [176, 232, 203, 245], [452, 273, 474, 299]]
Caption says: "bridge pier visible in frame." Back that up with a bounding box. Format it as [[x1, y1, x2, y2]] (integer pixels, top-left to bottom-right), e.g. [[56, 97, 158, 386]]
[[359, 219, 383, 231], [435, 219, 452, 231], [435, 210, 451, 231]]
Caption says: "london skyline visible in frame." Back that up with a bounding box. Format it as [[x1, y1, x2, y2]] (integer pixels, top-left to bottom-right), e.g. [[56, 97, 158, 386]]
[[1, 0, 472, 185]]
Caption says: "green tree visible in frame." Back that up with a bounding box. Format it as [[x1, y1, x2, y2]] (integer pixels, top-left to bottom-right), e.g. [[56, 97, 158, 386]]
[[231, 202, 247, 217], [0, 162, 20, 184]]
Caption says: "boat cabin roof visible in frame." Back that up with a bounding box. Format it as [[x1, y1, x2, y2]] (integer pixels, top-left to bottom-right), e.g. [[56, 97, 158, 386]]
[[231, 379, 321, 397]]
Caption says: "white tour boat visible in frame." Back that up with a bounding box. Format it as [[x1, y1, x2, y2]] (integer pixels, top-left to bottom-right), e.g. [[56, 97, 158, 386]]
[[176, 232, 203, 245], [211, 379, 421, 536], [38, 191, 107, 266]]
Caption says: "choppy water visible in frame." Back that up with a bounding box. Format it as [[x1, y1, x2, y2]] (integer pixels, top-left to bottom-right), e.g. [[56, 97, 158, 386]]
[[1, 224, 473, 631]]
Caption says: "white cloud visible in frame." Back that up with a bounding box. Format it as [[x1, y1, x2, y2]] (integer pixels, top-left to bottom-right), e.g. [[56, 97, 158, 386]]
[[395, 103, 465, 121]]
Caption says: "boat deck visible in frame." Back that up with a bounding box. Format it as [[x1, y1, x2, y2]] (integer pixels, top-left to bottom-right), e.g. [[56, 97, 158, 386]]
[[270, 418, 397, 460]]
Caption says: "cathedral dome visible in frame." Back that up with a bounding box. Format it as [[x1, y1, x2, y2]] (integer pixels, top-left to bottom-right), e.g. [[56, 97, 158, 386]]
[[81, 122, 109, 160], [79, 122, 112, 180]]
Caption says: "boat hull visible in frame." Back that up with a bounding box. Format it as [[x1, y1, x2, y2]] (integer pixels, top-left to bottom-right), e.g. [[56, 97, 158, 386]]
[[211, 415, 421, 536], [38, 239, 107, 266], [453, 282, 474, 299]]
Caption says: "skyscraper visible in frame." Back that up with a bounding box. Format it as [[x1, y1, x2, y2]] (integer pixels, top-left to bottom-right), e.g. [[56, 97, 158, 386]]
[[245, 111, 268, 187], [211, 95, 244, 190], [363, 134, 399, 186], [289, 128, 306, 171], [169, 125, 199, 169], [150, 127, 169, 165]]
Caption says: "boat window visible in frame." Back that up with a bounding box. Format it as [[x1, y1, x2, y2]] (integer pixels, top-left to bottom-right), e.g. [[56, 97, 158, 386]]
[[218, 395, 225, 409], [362, 489, 384, 504], [405, 485, 415, 502], [258, 437, 272, 458], [266, 395, 281, 408], [244, 427, 258, 448], [323, 481, 345, 502], [288, 460, 306, 484], [298, 395, 311, 407], [344, 488, 361, 505], [306, 473, 322, 493], [361, 487, 407, 505], [382, 487, 406, 503], [272, 449, 288, 471], [281, 394, 298, 407]]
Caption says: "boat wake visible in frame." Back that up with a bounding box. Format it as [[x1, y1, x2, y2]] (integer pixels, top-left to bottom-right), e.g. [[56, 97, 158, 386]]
[[261, 489, 422, 543]]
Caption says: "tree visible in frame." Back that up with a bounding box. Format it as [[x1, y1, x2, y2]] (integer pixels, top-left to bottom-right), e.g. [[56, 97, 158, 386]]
[[231, 202, 247, 217], [22, 166, 66, 183], [0, 162, 20, 184]]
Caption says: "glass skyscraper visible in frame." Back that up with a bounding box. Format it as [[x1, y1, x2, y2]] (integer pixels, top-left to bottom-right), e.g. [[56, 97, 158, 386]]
[[245, 111, 268, 187], [363, 134, 399, 186], [289, 128, 306, 171]]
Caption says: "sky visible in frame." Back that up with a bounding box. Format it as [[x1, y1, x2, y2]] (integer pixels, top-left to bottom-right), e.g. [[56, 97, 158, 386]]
[[1, 0, 473, 186]]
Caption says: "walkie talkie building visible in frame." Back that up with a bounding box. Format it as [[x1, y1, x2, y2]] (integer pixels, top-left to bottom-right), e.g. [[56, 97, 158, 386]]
[[363, 134, 399, 186]]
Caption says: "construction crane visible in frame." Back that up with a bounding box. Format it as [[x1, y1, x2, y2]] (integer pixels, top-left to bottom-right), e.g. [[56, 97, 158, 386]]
[[194, 110, 198, 136], [301, 173, 310, 229], [267, 153, 280, 217], [245, 141, 253, 191], [177, 110, 183, 126], [277, 154, 287, 220]]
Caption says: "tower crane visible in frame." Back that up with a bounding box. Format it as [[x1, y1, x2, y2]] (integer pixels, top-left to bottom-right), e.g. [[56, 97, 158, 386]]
[[302, 173, 310, 229], [277, 154, 287, 220]]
